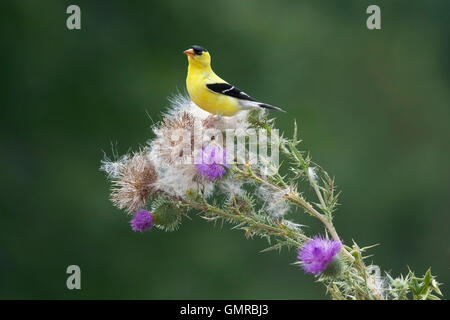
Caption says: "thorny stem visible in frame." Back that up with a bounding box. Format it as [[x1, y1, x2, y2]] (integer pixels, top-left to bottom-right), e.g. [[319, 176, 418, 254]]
[[234, 166, 355, 262], [309, 161, 330, 212], [233, 164, 389, 298], [174, 194, 307, 247], [311, 180, 327, 212], [351, 243, 385, 300], [285, 193, 354, 262]]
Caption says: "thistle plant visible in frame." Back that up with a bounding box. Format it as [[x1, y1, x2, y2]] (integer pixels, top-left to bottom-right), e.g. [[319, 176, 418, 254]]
[[101, 95, 443, 300]]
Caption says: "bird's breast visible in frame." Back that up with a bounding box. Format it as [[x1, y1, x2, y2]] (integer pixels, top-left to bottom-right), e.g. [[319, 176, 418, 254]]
[[186, 73, 240, 116]]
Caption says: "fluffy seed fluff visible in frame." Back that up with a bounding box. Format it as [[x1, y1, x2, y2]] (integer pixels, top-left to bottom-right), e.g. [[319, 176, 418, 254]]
[[152, 111, 195, 165], [307, 167, 318, 184], [366, 265, 387, 299], [219, 179, 245, 195], [258, 185, 291, 218], [147, 94, 256, 198], [101, 94, 277, 212], [101, 149, 158, 213]]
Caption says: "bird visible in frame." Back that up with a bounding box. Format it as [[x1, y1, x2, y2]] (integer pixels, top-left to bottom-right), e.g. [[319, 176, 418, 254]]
[[183, 45, 285, 117]]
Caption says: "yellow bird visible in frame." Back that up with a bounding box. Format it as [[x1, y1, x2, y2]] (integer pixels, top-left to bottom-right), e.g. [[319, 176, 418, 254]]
[[184, 45, 285, 117]]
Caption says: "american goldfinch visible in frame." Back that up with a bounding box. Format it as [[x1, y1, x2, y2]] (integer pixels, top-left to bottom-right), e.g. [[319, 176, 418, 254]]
[[184, 45, 285, 116]]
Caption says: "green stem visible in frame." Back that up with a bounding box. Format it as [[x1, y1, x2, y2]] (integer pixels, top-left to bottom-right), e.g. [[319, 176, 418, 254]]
[[234, 166, 355, 262], [180, 196, 307, 247]]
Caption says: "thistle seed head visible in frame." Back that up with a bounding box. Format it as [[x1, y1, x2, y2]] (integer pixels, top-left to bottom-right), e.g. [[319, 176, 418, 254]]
[[110, 149, 158, 213]]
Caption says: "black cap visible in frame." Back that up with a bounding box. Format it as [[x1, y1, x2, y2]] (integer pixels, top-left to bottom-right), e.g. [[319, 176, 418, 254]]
[[191, 45, 207, 55]]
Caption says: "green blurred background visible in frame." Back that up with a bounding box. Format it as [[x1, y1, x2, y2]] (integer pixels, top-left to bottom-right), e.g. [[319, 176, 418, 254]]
[[1, 0, 449, 299]]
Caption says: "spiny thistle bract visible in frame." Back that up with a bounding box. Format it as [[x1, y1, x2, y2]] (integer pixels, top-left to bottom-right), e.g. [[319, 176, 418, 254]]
[[100, 94, 443, 300], [226, 192, 255, 216], [152, 196, 183, 232]]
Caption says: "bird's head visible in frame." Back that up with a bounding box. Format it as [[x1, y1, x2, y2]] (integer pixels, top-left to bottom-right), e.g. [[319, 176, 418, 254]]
[[184, 45, 211, 69]]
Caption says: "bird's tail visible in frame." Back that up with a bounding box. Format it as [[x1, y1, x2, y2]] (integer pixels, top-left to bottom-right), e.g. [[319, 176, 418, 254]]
[[258, 103, 286, 113]]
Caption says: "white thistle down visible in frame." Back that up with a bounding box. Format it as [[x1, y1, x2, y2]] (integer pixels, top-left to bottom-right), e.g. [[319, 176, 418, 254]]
[[258, 185, 291, 218], [307, 167, 318, 184], [100, 154, 129, 179], [219, 179, 245, 195]]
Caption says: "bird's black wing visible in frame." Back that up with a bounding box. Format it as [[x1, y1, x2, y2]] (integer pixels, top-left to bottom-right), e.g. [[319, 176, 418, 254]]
[[206, 83, 256, 102]]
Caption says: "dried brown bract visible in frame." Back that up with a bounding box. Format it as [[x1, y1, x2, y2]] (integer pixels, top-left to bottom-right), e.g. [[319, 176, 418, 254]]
[[110, 149, 158, 213]]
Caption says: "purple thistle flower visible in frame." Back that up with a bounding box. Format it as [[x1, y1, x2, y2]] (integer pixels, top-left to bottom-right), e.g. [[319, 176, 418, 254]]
[[298, 236, 341, 275], [196, 144, 230, 180], [130, 209, 154, 232]]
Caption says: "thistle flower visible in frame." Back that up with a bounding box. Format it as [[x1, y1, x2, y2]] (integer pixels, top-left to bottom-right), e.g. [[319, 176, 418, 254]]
[[102, 149, 158, 213], [130, 209, 154, 231], [148, 96, 217, 197], [196, 144, 230, 180], [149, 95, 254, 195], [298, 236, 342, 275], [152, 111, 195, 165]]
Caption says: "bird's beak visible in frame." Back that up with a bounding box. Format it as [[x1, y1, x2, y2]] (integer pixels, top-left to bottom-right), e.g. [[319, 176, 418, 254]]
[[183, 48, 195, 56]]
